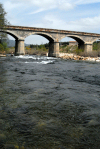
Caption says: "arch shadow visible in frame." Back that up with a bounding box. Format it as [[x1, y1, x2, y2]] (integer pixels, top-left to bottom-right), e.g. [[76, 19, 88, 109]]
[[60, 34, 85, 49]]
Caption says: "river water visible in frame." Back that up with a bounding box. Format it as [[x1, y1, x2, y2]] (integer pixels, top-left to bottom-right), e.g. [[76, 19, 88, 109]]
[[0, 55, 100, 149]]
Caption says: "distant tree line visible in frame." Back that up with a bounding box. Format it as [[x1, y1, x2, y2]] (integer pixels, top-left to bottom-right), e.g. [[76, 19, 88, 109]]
[[29, 42, 69, 49], [30, 43, 49, 49]]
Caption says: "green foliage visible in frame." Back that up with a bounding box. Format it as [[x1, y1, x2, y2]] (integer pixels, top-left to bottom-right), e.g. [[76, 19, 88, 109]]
[[93, 41, 100, 51], [25, 46, 31, 50], [93, 42, 98, 50], [2, 42, 7, 50], [38, 44, 47, 51], [38, 44, 45, 49], [72, 47, 84, 55], [0, 42, 8, 53], [0, 43, 4, 51], [30, 43, 49, 51], [0, 3, 6, 27], [0, 3, 10, 42]]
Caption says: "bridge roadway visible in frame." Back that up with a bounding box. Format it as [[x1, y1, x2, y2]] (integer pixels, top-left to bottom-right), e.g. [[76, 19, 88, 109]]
[[1, 25, 100, 57]]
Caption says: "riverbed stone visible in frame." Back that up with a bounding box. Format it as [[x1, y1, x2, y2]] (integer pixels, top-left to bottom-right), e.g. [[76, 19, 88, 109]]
[[59, 53, 100, 62]]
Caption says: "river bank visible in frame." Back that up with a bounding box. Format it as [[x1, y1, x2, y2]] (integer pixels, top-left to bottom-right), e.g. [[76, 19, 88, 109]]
[[59, 53, 100, 62], [1, 52, 100, 62]]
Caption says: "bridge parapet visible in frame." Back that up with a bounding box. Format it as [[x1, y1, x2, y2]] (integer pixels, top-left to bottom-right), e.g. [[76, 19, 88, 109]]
[[5, 25, 100, 37]]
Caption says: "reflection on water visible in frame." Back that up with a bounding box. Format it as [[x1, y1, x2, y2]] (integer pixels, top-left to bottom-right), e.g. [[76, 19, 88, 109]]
[[0, 55, 100, 149]]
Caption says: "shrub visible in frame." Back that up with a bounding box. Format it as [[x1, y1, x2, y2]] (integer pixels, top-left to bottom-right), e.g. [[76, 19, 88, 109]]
[[2, 42, 7, 50], [93, 42, 100, 51], [72, 47, 84, 55], [25, 46, 31, 50], [0, 44, 4, 52], [0, 42, 9, 53]]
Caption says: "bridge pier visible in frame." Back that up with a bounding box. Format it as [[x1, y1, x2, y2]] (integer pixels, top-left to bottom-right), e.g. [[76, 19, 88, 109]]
[[78, 42, 93, 53], [48, 42, 59, 57], [15, 39, 25, 56], [84, 43, 93, 53]]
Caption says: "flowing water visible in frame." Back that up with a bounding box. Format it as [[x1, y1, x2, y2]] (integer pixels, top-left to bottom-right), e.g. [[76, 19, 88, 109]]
[[0, 55, 100, 149]]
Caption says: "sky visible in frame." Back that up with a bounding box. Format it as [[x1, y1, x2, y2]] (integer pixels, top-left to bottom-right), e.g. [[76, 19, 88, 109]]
[[1, 0, 100, 44]]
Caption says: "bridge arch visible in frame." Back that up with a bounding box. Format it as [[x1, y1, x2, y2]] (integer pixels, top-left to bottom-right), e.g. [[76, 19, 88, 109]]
[[60, 34, 85, 50], [25, 32, 58, 57], [25, 32, 55, 42], [0, 30, 20, 40], [91, 38, 100, 44], [66, 35, 84, 43], [60, 34, 84, 42]]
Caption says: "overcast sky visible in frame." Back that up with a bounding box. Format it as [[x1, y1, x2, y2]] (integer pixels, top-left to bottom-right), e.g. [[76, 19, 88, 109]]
[[1, 0, 100, 44]]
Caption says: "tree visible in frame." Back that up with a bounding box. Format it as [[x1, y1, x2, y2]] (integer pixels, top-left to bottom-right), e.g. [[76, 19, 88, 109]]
[[0, 3, 10, 53], [0, 3, 9, 43], [0, 43, 4, 52]]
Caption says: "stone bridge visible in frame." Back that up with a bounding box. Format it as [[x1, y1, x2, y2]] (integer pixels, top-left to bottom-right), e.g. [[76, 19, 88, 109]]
[[1, 25, 100, 57]]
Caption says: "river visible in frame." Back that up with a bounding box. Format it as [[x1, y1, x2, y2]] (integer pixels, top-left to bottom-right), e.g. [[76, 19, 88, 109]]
[[0, 55, 100, 149]]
